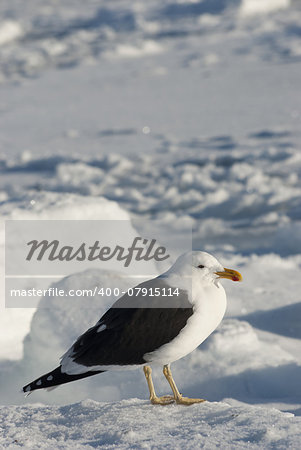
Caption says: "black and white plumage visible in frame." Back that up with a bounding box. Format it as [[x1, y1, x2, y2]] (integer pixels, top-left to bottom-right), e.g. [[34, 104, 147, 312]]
[[23, 251, 242, 405]]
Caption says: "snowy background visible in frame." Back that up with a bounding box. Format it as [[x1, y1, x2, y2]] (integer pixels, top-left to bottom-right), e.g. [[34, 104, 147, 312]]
[[1, 0, 301, 448]]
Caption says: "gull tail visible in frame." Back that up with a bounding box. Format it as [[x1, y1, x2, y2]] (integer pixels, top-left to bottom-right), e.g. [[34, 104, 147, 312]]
[[22, 366, 104, 394]]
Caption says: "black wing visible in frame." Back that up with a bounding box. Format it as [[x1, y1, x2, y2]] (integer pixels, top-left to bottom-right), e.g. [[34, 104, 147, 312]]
[[64, 277, 193, 367]]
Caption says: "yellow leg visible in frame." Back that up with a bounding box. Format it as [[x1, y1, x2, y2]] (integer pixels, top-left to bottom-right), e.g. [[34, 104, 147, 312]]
[[163, 364, 205, 406], [143, 366, 175, 405]]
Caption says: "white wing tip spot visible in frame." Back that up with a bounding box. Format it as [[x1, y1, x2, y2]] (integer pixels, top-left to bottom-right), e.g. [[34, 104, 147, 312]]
[[36, 379, 42, 386], [47, 375, 54, 381], [97, 324, 107, 333]]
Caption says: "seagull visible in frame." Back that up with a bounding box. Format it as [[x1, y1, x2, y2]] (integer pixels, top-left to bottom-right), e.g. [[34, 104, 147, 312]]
[[22, 251, 242, 405]]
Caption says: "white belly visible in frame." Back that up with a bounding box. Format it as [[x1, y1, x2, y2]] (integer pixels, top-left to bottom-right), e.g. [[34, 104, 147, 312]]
[[144, 281, 227, 365]]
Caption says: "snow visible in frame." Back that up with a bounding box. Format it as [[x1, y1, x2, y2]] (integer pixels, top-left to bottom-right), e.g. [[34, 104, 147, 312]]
[[0, 21, 23, 46], [0, 0, 301, 447], [239, 0, 291, 17], [0, 192, 131, 360], [1, 399, 301, 449]]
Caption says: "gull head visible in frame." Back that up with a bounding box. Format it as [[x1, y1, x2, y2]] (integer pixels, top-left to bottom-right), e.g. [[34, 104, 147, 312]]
[[168, 251, 242, 285]]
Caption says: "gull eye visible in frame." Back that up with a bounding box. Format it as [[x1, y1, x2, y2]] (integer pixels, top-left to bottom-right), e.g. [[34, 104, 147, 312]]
[[198, 264, 205, 269]]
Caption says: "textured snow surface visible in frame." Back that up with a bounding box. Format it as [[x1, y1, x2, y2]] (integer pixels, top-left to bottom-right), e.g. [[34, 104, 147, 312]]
[[1, 399, 301, 449], [0, 0, 298, 84]]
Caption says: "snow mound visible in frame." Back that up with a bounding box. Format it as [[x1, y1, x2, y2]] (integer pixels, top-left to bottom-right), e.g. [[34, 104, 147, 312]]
[[1, 399, 300, 449], [0, 20, 23, 46], [0, 191, 131, 360], [239, 0, 290, 17], [0, 190, 129, 221]]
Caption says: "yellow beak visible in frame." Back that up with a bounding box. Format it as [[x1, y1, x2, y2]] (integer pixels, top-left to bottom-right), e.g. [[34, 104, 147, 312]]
[[215, 267, 242, 282]]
